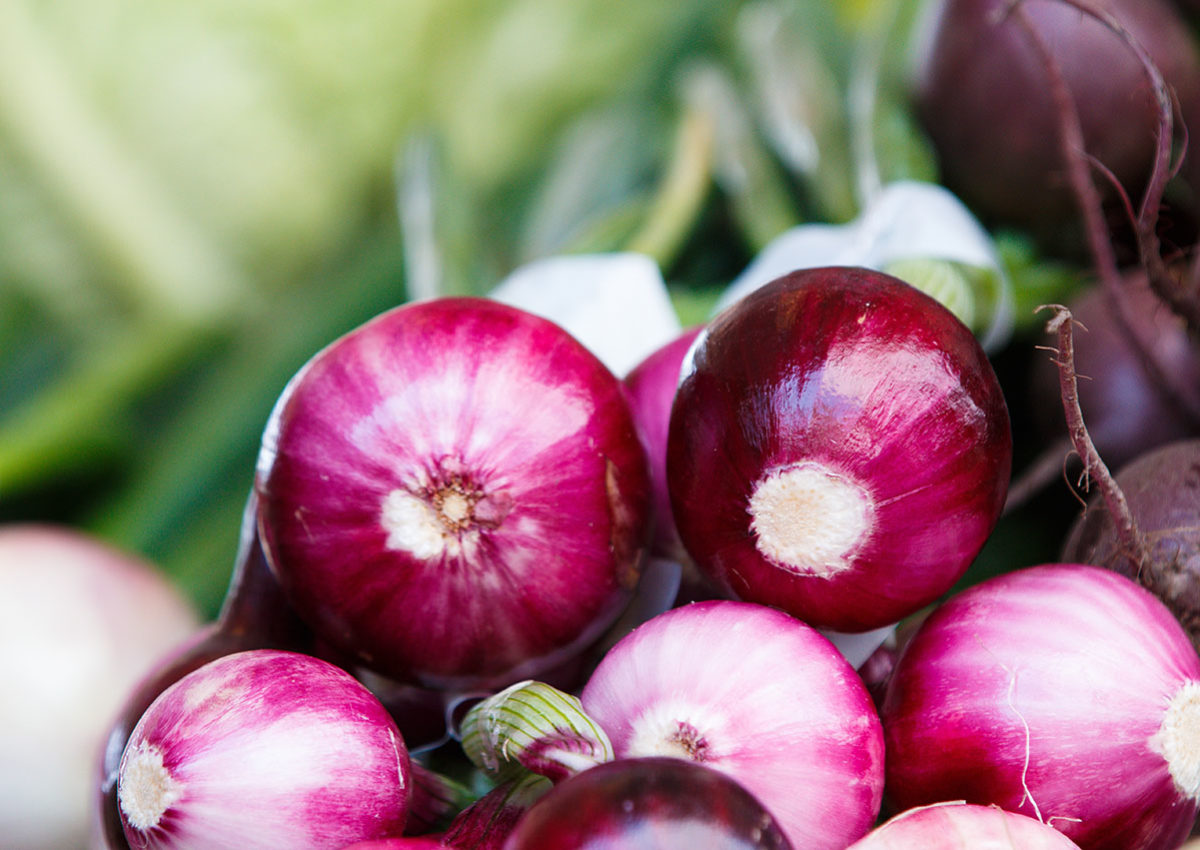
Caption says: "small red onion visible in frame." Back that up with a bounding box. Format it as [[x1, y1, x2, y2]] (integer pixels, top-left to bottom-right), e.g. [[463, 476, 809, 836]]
[[846, 802, 1081, 849], [501, 757, 795, 849], [255, 296, 650, 689], [116, 649, 411, 849], [0, 525, 198, 850], [667, 267, 1011, 632], [580, 599, 884, 850], [882, 564, 1200, 850]]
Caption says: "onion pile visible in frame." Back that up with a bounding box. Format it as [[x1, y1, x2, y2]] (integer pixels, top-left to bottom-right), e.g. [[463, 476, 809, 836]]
[[90, 254, 1200, 850]]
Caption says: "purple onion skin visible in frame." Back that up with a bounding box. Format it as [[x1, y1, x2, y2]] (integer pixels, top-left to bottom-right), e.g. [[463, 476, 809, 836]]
[[846, 803, 1082, 849], [881, 564, 1200, 850], [1062, 439, 1200, 646], [623, 325, 705, 563], [580, 600, 884, 850], [501, 757, 795, 850], [667, 267, 1011, 633], [913, 0, 1200, 246], [340, 840, 445, 849], [1029, 277, 1200, 471], [117, 649, 411, 850], [255, 296, 651, 690]]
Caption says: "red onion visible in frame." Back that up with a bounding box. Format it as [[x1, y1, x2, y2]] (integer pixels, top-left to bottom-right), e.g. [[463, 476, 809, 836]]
[[116, 649, 411, 849], [846, 802, 1082, 849], [623, 324, 705, 565], [882, 564, 1200, 850], [340, 840, 445, 849], [501, 757, 795, 849], [667, 267, 1011, 632], [579, 599, 884, 850], [94, 492, 322, 850], [0, 525, 198, 850], [255, 296, 650, 689]]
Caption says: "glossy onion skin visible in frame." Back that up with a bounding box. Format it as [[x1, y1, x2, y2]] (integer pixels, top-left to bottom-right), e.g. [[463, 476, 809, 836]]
[[501, 757, 795, 850], [881, 564, 1200, 850], [255, 297, 650, 689], [117, 649, 411, 850], [667, 267, 1011, 632], [580, 600, 885, 850], [846, 803, 1081, 849]]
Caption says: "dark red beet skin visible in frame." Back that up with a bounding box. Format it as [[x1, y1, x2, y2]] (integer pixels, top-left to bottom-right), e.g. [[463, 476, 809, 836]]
[[1028, 276, 1200, 471], [1062, 438, 1200, 645], [501, 757, 794, 850], [667, 267, 1011, 633], [913, 0, 1200, 247]]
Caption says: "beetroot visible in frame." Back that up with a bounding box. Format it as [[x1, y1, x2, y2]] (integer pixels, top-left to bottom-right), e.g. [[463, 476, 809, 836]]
[[1061, 438, 1200, 645], [912, 0, 1200, 248], [1028, 274, 1200, 470]]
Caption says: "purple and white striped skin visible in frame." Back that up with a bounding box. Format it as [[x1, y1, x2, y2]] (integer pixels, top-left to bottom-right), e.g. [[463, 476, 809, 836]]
[[667, 267, 1011, 633], [116, 650, 411, 850], [881, 564, 1200, 850], [846, 803, 1082, 849], [623, 324, 704, 564], [255, 297, 650, 689], [579, 600, 884, 850]]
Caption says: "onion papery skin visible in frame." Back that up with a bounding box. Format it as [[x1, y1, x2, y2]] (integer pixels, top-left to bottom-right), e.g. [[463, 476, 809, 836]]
[[116, 649, 411, 850], [580, 599, 884, 850], [846, 803, 1082, 849], [881, 564, 1200, 850], [255, 296, 650, 689], [501, 757, 795, 850], [667, 267, 1011, 632]]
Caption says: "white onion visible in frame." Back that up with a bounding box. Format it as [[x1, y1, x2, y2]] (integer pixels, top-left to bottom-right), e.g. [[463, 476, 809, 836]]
[[0, 524, 198, 850]]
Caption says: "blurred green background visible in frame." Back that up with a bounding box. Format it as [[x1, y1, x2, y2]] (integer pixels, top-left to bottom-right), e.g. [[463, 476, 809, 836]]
[[0, 0, 1080, 618]]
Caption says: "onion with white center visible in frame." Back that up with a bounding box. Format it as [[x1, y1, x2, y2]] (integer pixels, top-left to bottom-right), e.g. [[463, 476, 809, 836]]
[[0, 524, 198, 850], [116, 649, 411, 850], [255, 296, 650, 689], [579, 599, 884, 850], [846, 802, 1082, 849], [881, 564, 1200, 850], [667, 266, 1011, 633]]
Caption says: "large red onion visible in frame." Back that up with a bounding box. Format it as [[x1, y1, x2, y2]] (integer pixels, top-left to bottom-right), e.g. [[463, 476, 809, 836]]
[[255, 296, 651, 689], [882, 564, 1200, 850], [667, 267, 1011, 632], [846, 802, 1081, 849], [116, 649, 411, 849], [579, 599, 884, 850]]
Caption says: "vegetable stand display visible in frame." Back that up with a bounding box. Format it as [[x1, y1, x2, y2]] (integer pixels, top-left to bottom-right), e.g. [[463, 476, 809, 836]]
[[3, 0, 1200, 848]]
